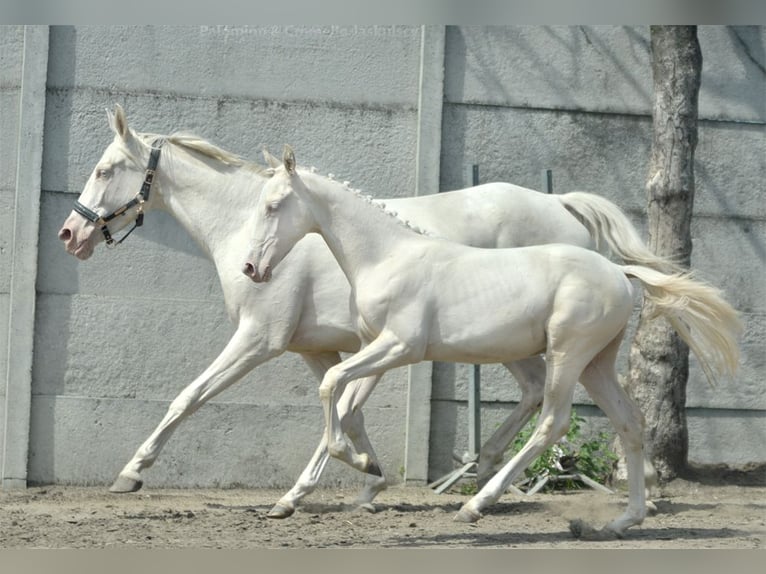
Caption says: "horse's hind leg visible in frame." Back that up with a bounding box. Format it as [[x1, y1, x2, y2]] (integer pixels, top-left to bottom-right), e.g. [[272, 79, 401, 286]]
[[577, 335, 648, 538], [110, 325, 279, 493], [476, 356, 545, 489]]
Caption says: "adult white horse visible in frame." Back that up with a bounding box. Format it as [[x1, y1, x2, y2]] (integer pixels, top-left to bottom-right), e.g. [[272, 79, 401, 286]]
[[59, 104, 676, 519], [243, 146, 741, 537]]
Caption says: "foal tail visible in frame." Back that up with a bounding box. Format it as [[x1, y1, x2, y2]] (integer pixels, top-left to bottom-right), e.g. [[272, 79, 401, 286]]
[[622, 264, 743, 385], [559, 192, 684, 275]]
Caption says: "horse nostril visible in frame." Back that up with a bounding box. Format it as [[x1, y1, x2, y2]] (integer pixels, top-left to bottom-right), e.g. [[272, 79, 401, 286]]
[[58, 227, 72, 241], [243, 262, 255, 277]]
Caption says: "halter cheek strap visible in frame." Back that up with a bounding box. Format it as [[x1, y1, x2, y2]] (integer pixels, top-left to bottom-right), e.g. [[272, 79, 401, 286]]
[[73, 140, 163, 247]]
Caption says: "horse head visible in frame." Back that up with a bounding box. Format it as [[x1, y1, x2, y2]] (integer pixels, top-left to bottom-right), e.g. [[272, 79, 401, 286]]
[[58, 104, 164, 259]]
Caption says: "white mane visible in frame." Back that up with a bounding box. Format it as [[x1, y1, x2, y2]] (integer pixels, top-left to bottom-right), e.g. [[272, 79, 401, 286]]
[[303, 168, 433, 237]]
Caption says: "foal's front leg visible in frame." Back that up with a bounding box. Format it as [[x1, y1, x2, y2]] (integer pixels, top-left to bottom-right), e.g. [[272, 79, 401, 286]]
[[319, 331, 415, 474], [268, 351, 386, 518]]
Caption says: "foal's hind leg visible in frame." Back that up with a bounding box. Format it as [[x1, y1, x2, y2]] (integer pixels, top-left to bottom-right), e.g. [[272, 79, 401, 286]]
[[456, 350, 587, 523], [576, 336, 648, 538], [476, 357, 545, 488]]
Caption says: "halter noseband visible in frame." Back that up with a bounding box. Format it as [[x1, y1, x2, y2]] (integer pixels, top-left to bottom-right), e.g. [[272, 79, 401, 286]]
[[73, 139, 163, 247]]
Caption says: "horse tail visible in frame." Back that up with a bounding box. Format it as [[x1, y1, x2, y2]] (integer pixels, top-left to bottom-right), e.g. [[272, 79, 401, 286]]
[[559, 192, 684, 275], [621, 264, 743, 386]]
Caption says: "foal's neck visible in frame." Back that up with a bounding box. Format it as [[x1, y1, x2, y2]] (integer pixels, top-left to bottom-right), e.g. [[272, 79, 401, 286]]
[[303, 172, 425, 283]]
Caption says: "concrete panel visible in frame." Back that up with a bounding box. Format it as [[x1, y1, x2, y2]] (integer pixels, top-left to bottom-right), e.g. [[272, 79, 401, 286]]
[[0, 26, 24, 85], [42, 90, 418, 200], [0, 93, 20, 192], [687, 409, 766, 466], [444, 26, 765, 123], [0, 191, 12, 293], [445, 26, 653, 115], [47, 26, 421, 108], [0, 294, 7, 396], [28, 395, 406, 488]]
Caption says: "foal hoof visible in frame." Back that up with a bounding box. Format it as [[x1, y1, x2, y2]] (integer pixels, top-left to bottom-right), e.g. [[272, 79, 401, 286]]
[[109, 474, 143, 493], [366, 461, 383, 477], [569, 519, 621, 541], [267, 503, 295, 519], [453, 506, 482, 523], [355, 502, 376, 514]]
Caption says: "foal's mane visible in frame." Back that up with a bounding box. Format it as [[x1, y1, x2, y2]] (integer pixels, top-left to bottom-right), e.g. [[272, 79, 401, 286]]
[[300, 167, 431, 237]]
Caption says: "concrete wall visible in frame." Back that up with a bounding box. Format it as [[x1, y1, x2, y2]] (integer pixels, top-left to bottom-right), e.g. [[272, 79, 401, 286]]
[[1, 25, 763, 491]]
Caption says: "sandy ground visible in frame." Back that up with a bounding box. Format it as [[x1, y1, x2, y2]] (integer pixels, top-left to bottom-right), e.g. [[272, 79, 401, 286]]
[[1, 476, 763, 549]]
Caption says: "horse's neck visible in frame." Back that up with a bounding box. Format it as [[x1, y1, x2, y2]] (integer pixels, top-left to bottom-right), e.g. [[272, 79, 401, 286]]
[[155, 147, 263, 261], [306, 175, 421, 284]]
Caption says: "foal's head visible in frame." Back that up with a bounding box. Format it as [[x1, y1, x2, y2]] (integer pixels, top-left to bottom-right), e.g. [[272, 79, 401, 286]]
[[58, 104, 162, 259], [242, 145, 314, 283]]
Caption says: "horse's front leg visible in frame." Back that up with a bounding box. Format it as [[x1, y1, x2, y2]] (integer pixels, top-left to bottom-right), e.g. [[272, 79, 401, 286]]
[[319, 331, 415, 475], [109, 323, 281, 493], [268, 352, 386, 518]]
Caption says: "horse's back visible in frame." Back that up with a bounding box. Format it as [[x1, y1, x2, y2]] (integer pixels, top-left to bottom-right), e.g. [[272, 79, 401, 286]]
[[385, 183, 594, 250]]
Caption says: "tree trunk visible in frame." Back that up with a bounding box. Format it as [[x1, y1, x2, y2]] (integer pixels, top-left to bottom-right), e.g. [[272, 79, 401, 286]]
[[624, 26, 702, 482]]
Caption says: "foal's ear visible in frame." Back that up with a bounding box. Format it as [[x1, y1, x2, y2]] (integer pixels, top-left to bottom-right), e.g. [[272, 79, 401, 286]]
[[107, 103, 131, 142], [283, 144, 296, 174], [262, 147, 281, 169]]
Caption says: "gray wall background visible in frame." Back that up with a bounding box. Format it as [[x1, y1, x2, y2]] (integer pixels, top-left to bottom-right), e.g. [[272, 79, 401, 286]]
[[1, 25, 764, 490]]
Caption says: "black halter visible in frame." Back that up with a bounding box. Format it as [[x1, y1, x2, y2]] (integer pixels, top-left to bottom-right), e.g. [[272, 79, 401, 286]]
[[73, 140, 163, 246]]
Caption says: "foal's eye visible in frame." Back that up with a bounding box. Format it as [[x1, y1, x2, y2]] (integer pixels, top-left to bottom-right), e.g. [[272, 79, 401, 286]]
[[95, 167, 112, 180], [266, 203, 278, 215]]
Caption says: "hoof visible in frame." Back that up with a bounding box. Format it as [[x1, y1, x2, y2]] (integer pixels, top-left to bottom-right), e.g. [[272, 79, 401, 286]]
[[366, 461, 383, 477], [453, 506, 482, 523], [354, 502, 376, 514], [646, 500, 658, 515], [109, 474, 143, 493], [569, 519, 622, 541], [267, 503, 295, 519]]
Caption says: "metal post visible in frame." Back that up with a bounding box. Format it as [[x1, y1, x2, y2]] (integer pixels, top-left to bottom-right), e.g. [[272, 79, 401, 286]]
[[541, 169, 553, 194], [467, 164, 481, 459]]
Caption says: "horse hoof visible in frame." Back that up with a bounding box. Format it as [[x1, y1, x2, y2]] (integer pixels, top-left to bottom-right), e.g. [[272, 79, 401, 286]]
[[453, 506, 482, 523], [109, 474, 143, 493], [646, 500, 658, 515], [366, 461, 383, 477], [267, 503, 295, 519]]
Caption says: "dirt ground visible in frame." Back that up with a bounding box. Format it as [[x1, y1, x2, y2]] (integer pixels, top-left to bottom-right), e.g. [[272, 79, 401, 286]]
[[1, 473, 764, 549]]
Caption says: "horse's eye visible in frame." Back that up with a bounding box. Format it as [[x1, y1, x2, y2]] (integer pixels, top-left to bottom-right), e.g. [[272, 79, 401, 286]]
[[96, 168, 112, 180]]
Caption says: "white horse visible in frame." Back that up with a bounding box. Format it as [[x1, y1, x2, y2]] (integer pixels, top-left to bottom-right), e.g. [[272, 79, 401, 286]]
[[58, 104, 676, 519], [243, 145, 741, 537]]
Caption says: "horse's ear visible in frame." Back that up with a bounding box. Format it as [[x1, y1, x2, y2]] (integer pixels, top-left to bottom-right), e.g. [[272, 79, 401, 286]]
[[108, 103, 131, 141], [283, 144, 296, 174], [262, 147, 281, 169]]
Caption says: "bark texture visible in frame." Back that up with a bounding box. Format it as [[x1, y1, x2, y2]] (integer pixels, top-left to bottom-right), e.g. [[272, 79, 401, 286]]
[[626, 26, 702, 482]]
